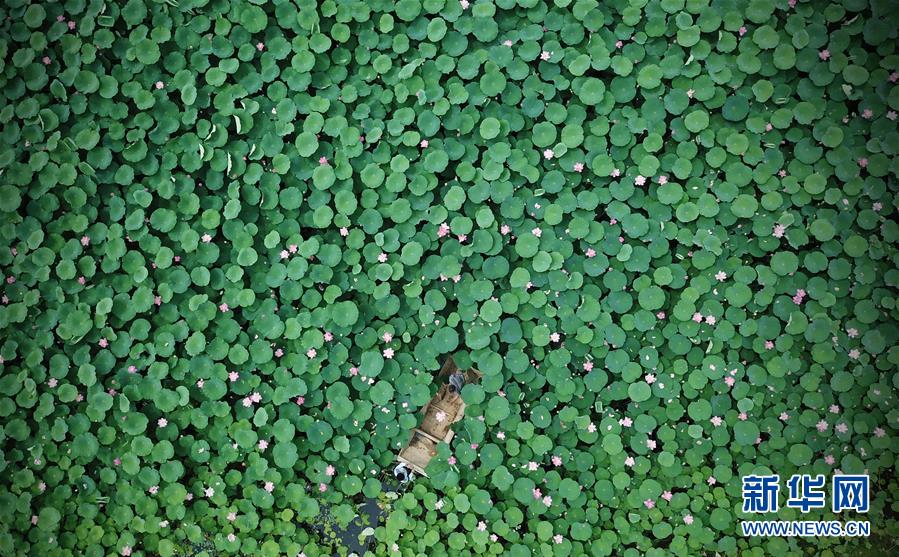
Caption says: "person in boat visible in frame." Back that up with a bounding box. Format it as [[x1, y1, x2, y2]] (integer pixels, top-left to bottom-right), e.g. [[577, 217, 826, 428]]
[[393, 462, 413, 483], [446, 371, 465, 400]]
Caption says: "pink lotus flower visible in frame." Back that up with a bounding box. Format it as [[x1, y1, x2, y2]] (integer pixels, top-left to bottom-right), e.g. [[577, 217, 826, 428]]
[[619, 416, 633, 427], [836, 423, 848, 433], [258, 440, 268, 451], [874, 427, 885, 438], [448, 456, 457, 465], [532, 227, 542, 238], [615, 40, 623, 49], [383, 348, 394, 359], [154, 295, 162, 306], [349, 366, 358, 376], [779, 412, 789, 421], [202, 233, 212, 243], [551, 455, 562, 466], [587, 422, 596, 433], [296, 396, 305, 405], [323, 331, 333, 341], [48, 378, 58, 388], [196, 379, 204, 389], [819, 49, 830, 60], [824, 455, 835, 465], [634, 175, 646, 186], [816, 420, 828, 432], [219, 302, 229, 312], [553, 534, 563, 544], [256, 42, 265, 51], [686, 89, 694, 98], [573, 162, 584, 172], [586, 248, 596, 258], [887, 111, 897, 121], [624, 456, 635, 467], [477, 520, 487, 532], [858, 157, 868, 168], [306, 348, 317, 358], [229, 371, 239, 382], [227, 512, 237, 521], [158, 418, 168, 427], [155, 81, 164, 90], [377, 252, 387, 263], [326, 465, 336, 476], [542, 149, 554, 159], [765, 340, 775, 350], [692, 312, 703, 323], [542, 495, 552, 506], [738, 26, 747, 36], [500, 224, 510, 235], [656, 311, 666, 319], [662, 491, 673, 501], [250, 392, 261, 403], [460, 0, 469, 9], [611, 168, 621, 177], [68, 21, 75, 29], [848, 349, 860, 359], [772, 224, 786, 238], [99, 338, 108, 348], [715, 271, 727, 281], [149, 485, 159, 494], [339, 227, 349, 237], [684, 514, 694, 525], [645, 374, 656, 384], [830, 405, 841, 414], [707, 476, 717, 485], [437, 222, 451, 238], [710, 416, 723, 426], [227, 533, 236, 542], [121, 547, 132, 556], [274, 348, 283, 357], [264, 481, 274, 492], [205, 487, 214, 497], [280, 249, 289, 259], [114, 458, 121, 466], [644, 499, 655, 509], [862, 108, 873, 119], [503, 40, 513, 47], [540, 50, 551, 61], [549, 332, 560, 342], [420, 139, 429, 148], [80, 235, 90, 246], [705, 315, 716, 325]]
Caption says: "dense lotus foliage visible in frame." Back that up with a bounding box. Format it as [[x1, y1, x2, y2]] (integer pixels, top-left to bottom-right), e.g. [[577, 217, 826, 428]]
[[1, 0, 898, 555]]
